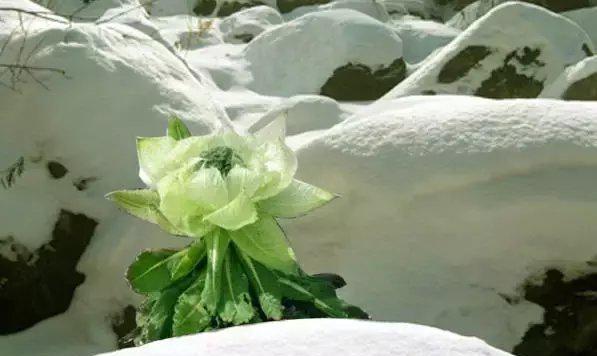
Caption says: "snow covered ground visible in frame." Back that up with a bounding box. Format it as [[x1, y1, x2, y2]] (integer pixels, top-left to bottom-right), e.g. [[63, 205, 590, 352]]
[[1, 0, 596, 355]]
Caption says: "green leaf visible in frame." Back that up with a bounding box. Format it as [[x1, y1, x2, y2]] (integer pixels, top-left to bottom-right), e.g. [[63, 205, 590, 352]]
[[277, 275, 348, 318], [138, 277, 194, 344], [258, 180, 336, 218], [218, 249, 255, 325], [105, 189, 183, 236], [172, 272, 211, 336], [201, 229, 230, 313], [167, 116, 192, 141], [127, 245, 205, 294], [237, 250, 283, 320], [229, 216, 298, 275], [169, 240, 206, 281], [203, 192, 258, 231]]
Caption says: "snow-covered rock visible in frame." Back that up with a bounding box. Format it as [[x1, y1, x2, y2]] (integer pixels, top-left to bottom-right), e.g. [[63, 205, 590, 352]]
[[0, 4, 228, 355], [383, 0, 436, 19], [283, 96, 597, 350], [390, 18, 460, 64], [34, 0, 141, 20], [219, 5, 283, 44], [384, 2, 594, 99], [563, 6, 597, 48], [283, 0, 391, 22], [245, 9, 405, 99], [541, 56, 597, 100], [97, 319, 513, 356]]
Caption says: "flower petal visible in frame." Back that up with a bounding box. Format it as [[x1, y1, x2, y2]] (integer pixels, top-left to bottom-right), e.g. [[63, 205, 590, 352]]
[[258, 179, 336, 218], [252, 139, 297, 201], [137, 137, 177, 186], [203, 192, 258, 231], [226, 166, 261, 199]]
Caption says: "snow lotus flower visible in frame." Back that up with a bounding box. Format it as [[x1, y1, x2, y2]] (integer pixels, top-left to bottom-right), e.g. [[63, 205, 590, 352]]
[[107, 117, 335, 275]]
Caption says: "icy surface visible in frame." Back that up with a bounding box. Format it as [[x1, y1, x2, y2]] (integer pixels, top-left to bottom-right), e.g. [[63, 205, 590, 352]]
[[98, 319, 513, 356]]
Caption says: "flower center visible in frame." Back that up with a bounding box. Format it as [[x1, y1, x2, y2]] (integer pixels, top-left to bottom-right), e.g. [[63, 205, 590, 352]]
[[197, 146, 244, 176]]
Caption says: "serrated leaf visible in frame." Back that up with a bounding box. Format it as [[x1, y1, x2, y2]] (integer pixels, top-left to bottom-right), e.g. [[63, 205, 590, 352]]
[[218, 249, 255, 325], [201, 229, 230, 313], [172, 272, 211, 336], [127, 245, 204, 294], [258, 179, 336, 218], [167, 116, 192, 141], [105, 189, 183, 236], [229, 216, 298, 275], [169, 240, 206, 281], [138, 276, 194, 344], [237, 250, 283, 320]]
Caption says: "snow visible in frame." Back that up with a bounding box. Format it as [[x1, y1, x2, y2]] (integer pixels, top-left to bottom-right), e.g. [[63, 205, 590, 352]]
[[244, 9, 404, 96], [563, 6, 597, 48], [2, 0, 597, 355], [540, 55, 597, 98], [97, 319, 513, 356], [383, 2, 594, 98], [33, 0, 142, 20], [283, 95, 597, 350]]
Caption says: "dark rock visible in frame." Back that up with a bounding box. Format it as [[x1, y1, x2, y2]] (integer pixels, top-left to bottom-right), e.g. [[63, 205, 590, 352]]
[[513, 263, 597, 356], [73, 176, 97, 191], [475, 46, 545, 99], [563, 72, 597, 101], [193, 0, 217, 16], [217, 1, 265, 16], [277, 0, 331, 14], [234, 33, 255, 43], [438, 45, 492, 84], [320, 58, 407, 101], [0, 210, 98, 334], [582, 44, 593, 57], [47, 160, 68, 179], [112, 305, 137, 349]]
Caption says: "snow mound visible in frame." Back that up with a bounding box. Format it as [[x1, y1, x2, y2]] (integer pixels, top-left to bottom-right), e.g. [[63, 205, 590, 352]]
[[244, 9, 404, 97], [541, 55, 597, 100], [383, 0, 435, 19], [563, 6, 597, 48], [220, 5, 283, 44], [0, 5, 228, 354], [97, 319, 513, 356], [34, 0, 141, 20], [283, 0, 390, 22], [390, 18, 461, 64], [383, 2, 594, 99], [283, 96, 597, 350]]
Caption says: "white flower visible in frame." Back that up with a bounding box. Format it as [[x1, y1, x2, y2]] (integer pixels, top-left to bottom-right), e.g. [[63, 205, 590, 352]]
[[107, 117, 335, 274]]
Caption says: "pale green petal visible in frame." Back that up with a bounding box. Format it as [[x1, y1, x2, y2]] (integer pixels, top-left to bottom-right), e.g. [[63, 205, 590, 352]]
[[203, 192, 258, 231], [226, 166, 261, 199], [187, 167, 229, 211], [258, 179, 336, 218], [252, 140, 297, 201], [229, 216, 298, 275], [157, 170, 206, 237], [137, 137, 177, 186]]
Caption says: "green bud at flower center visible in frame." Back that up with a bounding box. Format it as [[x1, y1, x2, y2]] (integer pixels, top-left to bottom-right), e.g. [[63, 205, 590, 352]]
[[197, 146, 244, 176]]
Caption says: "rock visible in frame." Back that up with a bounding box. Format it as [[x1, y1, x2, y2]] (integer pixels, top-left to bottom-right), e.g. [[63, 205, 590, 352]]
[[541, 56, 597, 100], [284, 0, 390, 22], [284, 95, 597, 351], [384, 0, 437, 19], [321, 58, 407, 101], [34, 0, 142, 20], [96, 319, 513, 356], [563, 6, 597, 50], [219, 6, 283, 44], [244, 9, 404, 98], [384, 2, 594, 99]]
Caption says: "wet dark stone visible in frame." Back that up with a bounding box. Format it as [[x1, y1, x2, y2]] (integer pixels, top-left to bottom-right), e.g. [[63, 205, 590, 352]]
[[277, 0, 331, 14], [563, 72, 597, 101], [0, 210, 98, 334], [218, 1, 264, 16], [438, 45, 492, 84], [47, 161, 68, 179], [513, 264, 597, 356], [320, 58, 407, 101], [112, 305, 137, 349], [193, 0, 216, 16], [475, 47, 545, 99]]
